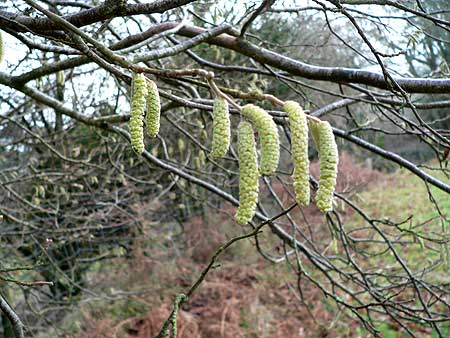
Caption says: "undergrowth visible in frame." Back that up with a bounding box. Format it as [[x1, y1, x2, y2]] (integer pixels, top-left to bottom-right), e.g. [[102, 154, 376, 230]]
[[41, 155, 448, 338]]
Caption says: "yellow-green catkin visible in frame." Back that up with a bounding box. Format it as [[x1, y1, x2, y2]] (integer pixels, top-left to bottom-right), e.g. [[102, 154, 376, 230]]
[[146, 79, 161, 138], [235, 121, 259, 225], [312, 121, 338, 213], [210, 97, 230, 159], [199, 150, 206, 167], [284, 101, 310, 206], [56, 71, 65, 86], [241, 104, 280, 176], [129, 73, 147, 154], [178, 138, 185, 153], [194, 150, 206, 170]]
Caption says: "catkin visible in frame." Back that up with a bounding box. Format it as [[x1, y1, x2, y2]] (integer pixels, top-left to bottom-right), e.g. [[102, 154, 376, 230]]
[[241, 104, 280, 176], [146, 79, 161, 138], [312, 121, 338, 213], [199, 150, 206, 167], [284, 101, 310, 206], [194, 150, 206, 170], [57, 71, 65, 86], [235, 121, 259, 225], [210, 97, 231, 159], [178, 138, 185, 153], [129, 73, 147, 154]]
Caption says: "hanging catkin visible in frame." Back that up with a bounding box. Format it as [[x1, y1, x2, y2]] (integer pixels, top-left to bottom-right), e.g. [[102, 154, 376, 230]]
[[210, 97, 231, 159], [284, 101, 310, 206], [241, 104, 280, 176], [129, 73, 147, 154], [235, 121, 259, 225], [197, 150, 206, 169], [311, 120, 338, 213], [146, 79, 161, 138], [57, 71, 65, 86]]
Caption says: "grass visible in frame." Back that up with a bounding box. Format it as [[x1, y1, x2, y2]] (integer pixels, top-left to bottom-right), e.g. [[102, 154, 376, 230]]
[[343, 167, 449, 337], [352, 168, 449, 226], [346, 168, 449, 274]]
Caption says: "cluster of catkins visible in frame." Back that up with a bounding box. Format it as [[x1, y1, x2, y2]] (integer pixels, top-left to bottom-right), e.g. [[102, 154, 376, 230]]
[[128, 72, 161, 154], [230, 101, 338, 224], [284, 101, 338, 214], [130, 81, 338, 223], [284, 102, 339, 215], [208, 100, 279, 224], [208, 98, 338, 224]]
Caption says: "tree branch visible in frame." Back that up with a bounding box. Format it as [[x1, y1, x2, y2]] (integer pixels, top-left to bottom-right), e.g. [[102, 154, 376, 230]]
[[0, 293, 25, 338], [0, 0, 196, 32]]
